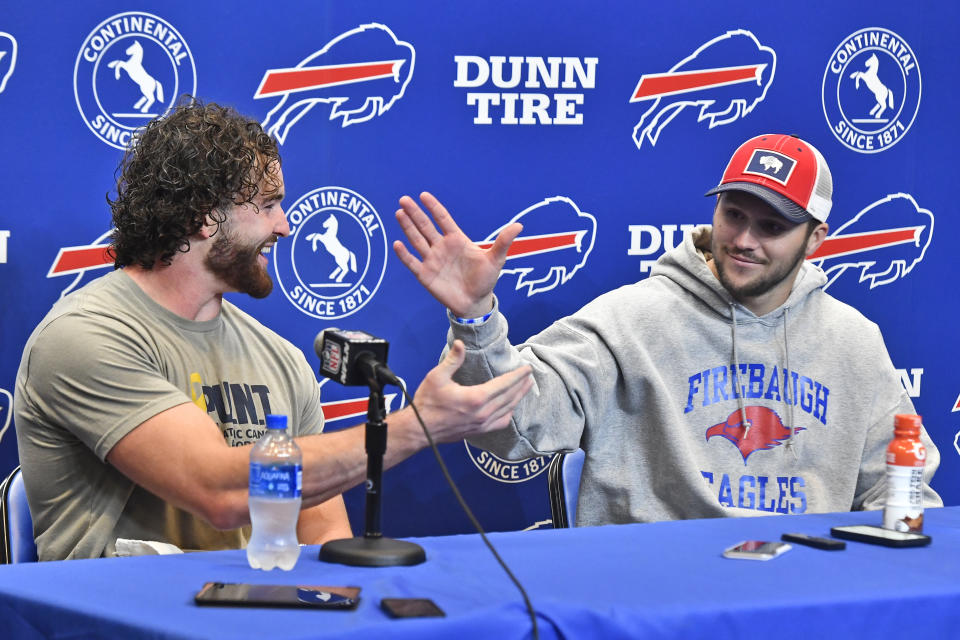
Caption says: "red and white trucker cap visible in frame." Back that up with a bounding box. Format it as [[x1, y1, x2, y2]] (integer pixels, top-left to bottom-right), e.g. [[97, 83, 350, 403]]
[[705, 134, 833, 223]]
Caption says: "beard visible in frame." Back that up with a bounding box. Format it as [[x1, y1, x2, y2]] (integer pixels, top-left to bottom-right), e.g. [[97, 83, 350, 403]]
[[713, 238, 808, 301], [204, 226, 274, 299]]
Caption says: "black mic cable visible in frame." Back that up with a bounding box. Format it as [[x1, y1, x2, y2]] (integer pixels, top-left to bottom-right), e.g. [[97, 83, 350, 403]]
[[315, 328, 539, 637], [395, 380, 540, 640]]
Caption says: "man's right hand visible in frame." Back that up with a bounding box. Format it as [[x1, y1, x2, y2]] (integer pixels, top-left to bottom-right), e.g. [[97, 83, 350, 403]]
[[393, 192, 522, 319], [410, 339, 534, 444]]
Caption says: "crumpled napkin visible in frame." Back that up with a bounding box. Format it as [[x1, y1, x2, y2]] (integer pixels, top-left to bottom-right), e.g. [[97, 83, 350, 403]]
[[114, 538, 184, 556]]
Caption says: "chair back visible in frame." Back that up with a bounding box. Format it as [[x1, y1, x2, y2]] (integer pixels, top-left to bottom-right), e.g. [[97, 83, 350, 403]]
[[1, 466, 38, 563], [547, 449, 584, 528]]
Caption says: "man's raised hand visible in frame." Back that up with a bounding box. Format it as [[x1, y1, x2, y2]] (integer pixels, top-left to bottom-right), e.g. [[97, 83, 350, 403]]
[[393, 192, 522, 319]]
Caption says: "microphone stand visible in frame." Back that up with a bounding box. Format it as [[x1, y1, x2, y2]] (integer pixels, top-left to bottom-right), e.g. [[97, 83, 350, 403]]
[[319, 375, 426, 567]]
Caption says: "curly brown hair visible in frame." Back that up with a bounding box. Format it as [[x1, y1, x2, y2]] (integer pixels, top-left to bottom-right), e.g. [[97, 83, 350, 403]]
[[108, 97, 282, 269]]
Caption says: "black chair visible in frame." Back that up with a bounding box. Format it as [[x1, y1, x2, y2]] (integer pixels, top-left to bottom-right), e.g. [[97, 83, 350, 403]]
[[0, 465, 38, 563], [547, 449, 584, 528]]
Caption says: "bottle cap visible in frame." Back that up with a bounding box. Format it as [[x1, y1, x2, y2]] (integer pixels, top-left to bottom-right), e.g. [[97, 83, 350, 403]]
[[894, 414, 922, 429], [265, 414, 288, 430]]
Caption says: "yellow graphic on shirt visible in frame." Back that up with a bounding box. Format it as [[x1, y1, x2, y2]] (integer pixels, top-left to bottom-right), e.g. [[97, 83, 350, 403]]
[[190, 372, 207, 411]]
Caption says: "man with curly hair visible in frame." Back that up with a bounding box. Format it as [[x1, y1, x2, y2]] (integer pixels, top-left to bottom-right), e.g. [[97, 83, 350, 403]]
[[13, 99, 533, 561]]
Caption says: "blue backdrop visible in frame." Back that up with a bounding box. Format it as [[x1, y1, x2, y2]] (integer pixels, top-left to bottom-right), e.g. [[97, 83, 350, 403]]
[[1, 1, 956, 538]]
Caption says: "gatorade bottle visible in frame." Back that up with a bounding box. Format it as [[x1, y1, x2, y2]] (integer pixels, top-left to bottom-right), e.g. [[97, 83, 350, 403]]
[[882, 414, 926, 533], [247, 414, 303, 570]]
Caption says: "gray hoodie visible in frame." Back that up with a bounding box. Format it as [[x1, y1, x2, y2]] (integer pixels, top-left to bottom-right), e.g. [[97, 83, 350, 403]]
[[462, 225, 941, 526]]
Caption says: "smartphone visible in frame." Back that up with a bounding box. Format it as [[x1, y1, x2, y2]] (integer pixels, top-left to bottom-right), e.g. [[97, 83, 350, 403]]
[[195, 582, 361, 609], [830, 524, 931, 548], [722, 540, 792, 560], [381, 598, 445, 618], [781, 532, 846, 551]]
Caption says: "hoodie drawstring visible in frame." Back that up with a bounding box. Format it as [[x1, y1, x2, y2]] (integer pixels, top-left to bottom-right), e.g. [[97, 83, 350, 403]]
[[729, 304, 751, 440], [783, 307, 798, 458], [729, 302, 798, 460]]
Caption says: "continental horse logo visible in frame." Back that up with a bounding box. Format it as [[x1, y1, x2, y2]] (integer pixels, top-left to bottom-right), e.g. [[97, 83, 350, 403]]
[[73, 11, 196, 150], [107, 41, 163, 114], [273, 186, 387, 320], [305, 215, 357, 284], [821, 27, 920, 154], [849, 53, 893, 120]]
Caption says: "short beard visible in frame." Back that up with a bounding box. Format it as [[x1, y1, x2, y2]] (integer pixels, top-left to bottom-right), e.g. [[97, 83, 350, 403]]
[[714, 240, 808, 301], [204, 226, 274, 299]]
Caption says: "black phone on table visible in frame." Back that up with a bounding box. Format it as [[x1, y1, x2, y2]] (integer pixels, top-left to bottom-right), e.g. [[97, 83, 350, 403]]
[[381, 597, 445, 618], [829, 525, 931, 548], [194, 582, 361, 609], [781, 532, 846, 550]]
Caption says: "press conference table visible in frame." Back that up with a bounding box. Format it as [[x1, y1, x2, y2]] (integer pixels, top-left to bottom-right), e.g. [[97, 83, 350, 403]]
[[0, 508, 958, 640]]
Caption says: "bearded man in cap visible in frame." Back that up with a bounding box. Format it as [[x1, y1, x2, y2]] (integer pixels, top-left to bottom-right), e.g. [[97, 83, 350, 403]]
[[393, 133, 941, 526]]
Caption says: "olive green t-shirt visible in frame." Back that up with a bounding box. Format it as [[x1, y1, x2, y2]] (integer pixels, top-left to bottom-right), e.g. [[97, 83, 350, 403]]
[[14, 269, 324, 560]]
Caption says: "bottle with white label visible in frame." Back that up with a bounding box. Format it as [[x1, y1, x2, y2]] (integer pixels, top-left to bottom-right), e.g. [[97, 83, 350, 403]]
[[247, 414, 303, 571], [882, 414, 926, 533]]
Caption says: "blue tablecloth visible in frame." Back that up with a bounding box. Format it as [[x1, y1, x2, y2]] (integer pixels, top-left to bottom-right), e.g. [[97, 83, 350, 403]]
[[0, 507, 958, 639]]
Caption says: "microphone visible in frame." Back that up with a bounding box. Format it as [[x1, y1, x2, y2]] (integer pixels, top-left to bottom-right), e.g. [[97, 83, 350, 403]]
[[314, 328, 400, 387], [314, 328, 426, 568]]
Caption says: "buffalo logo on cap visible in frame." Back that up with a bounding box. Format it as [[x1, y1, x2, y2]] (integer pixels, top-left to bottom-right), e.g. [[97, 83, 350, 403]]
[[744, 150, 795, 186]]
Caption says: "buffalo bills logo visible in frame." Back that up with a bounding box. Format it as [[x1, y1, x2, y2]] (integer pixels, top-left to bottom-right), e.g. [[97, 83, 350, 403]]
[[630, 30, 775, 148], [706, 406, 804, 463], [0, 388, 11, 446], [954, 425, 959, 461], [954, 390, 960, 464], [0, 32, 17, 94], [257, 24, 414, 143], [48, 229, 114, 298], [808, 193, 933, 290], [476, 197, 595, 296], [317, 379, 403, 432]]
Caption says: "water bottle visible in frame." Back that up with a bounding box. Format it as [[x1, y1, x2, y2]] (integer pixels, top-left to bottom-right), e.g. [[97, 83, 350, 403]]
[[882, 413, 926, 532], [247, 414, 302, 570]]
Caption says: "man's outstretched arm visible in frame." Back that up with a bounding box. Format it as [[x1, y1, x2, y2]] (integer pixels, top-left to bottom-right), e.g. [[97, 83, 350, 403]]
[[107, 340, 534, 532]]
